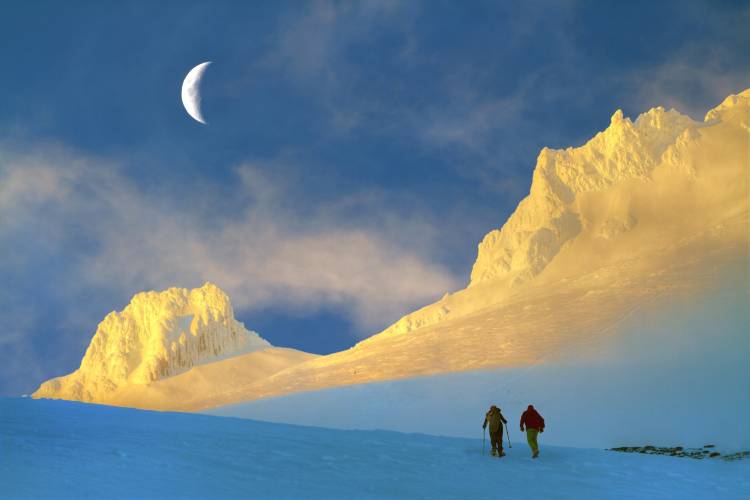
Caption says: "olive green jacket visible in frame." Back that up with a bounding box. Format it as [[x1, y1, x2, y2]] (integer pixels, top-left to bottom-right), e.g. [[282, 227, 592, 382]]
[[483, 407, 508, 433]]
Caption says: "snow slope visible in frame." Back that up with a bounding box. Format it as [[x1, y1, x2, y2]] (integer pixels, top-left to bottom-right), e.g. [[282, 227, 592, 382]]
[[33, 283, 273, 403], [379, 88, 750, 337], [3, 398, 748, 499], [470, 107, 695, 287], [185, 88, 749, 406], [210, 271, 750, 450], [102, 347, 317, 411]]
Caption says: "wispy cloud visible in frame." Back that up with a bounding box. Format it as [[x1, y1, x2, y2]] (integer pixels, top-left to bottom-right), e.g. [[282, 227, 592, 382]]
[[0, 144, 460, 335], [269, 0, 405, 78], [264, 0, 411, 132], [263, 0, 750, 193], [628, 3, 750, 119], [263, 0, 581, 195], [632, 56, 750, 121], [0, 290, 47, 395]]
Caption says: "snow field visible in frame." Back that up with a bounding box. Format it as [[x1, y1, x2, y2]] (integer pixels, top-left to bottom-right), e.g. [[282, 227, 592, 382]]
[[3, 398, 748, 499]]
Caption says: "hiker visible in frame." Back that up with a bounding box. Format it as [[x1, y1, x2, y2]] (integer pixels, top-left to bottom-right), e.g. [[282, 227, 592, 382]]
[[520, 404, 545, 458], [482, 405, 508, 457]]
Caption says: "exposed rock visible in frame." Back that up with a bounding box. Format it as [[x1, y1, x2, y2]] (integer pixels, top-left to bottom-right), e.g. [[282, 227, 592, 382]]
[[609, 445, 747, 461], [722, 451, 750, 462]]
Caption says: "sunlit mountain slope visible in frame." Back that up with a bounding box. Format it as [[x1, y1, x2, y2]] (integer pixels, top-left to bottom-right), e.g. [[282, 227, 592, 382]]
[[183, 88, 749, 409], [33, 283, 279, 402], [33, 89, 749, 411]]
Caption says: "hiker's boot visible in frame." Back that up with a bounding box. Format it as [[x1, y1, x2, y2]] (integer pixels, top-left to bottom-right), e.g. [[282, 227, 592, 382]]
[[491, 450, 497, 456], [498, 450, 506, 457], [532, 451, 539, 459]]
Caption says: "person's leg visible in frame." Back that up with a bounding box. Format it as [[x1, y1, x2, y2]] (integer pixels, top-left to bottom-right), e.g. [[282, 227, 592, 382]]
[[497, 428, 505, 456], [525, 429, 533, 452], [490, 429, 498, 455], [526, 429, 539, 456]]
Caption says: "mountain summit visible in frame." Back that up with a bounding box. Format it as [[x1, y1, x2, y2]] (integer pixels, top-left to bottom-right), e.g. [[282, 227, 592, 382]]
[[470, 87, 750, 289], [470, 104, 697, 288], [34, 283, 270, 402], [373, 88, 749, 338]]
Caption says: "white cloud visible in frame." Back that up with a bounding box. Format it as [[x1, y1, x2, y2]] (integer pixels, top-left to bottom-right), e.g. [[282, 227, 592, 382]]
[[0, 145, 460, 334]]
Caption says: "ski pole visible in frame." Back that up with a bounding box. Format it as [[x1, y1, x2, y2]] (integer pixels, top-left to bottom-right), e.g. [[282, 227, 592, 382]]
[[505, 424, 512, 449], [482, 427, 486, 456]]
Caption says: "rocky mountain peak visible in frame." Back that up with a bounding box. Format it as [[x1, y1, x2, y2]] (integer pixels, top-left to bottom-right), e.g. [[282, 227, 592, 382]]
[[34, 282, 270, 402]]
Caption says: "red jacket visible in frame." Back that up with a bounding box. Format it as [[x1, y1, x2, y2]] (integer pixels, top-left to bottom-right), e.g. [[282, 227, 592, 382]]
[[520, 406, 545, 431]]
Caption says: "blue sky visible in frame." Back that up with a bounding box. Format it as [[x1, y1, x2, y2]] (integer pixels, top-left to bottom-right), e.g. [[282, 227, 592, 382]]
[[1, 0, 749, 396]]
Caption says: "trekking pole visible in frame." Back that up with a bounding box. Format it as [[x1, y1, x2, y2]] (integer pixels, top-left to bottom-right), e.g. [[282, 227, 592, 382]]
[[482, 427, 486, 456], [505, 424, 512, 449]]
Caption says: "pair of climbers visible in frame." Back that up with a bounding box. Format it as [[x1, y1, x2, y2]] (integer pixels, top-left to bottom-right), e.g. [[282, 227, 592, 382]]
[[482, 404, 545, 458]]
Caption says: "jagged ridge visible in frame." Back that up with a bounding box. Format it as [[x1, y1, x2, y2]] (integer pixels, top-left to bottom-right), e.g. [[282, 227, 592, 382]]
[[373, 88, 749, 338], [470, 106, 697, 287], [33, 283, 270, 402]]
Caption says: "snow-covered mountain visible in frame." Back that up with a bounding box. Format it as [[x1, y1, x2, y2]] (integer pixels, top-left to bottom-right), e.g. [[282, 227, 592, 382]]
[[374, 88, 749, 338], [470, 107, 696, 288], [191, 88, 749, 409], [33, 283, 275, 402], [33, 89, 749, 412]]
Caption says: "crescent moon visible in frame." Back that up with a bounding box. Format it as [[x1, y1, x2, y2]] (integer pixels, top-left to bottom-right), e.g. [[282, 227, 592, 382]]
[[181, 61, 212, 124]]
